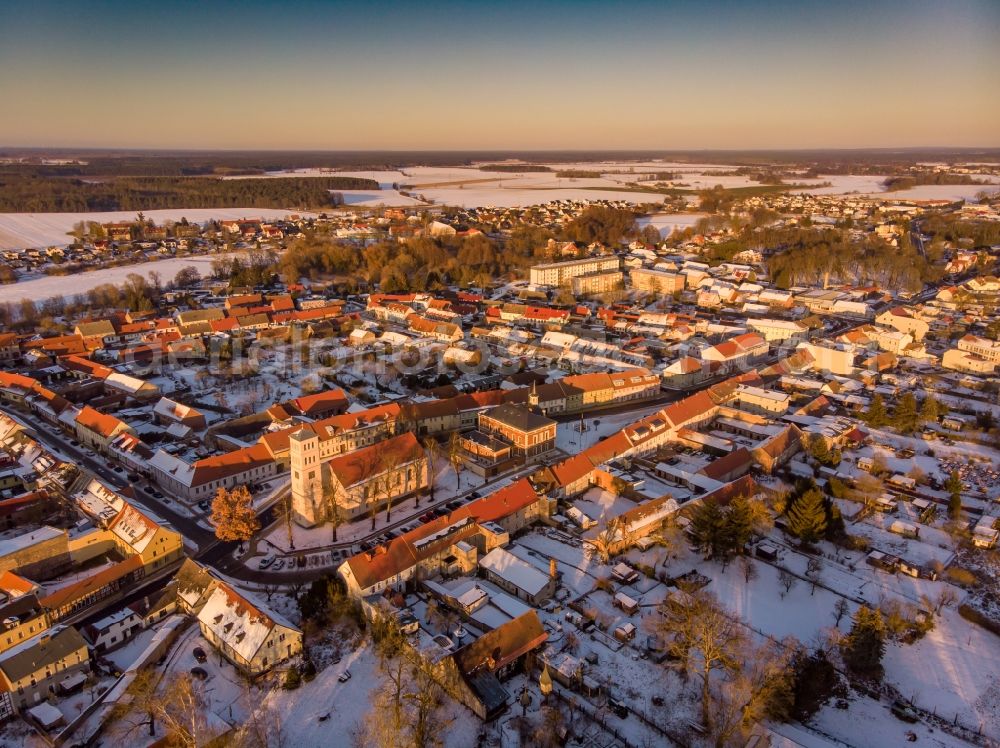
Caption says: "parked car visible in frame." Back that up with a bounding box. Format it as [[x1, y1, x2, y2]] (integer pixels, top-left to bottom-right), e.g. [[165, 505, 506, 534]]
[[338, 670, 352, 683], [258, 555, 275, 570], [271, 558, 285, 571], [193, 647, 207, 663]]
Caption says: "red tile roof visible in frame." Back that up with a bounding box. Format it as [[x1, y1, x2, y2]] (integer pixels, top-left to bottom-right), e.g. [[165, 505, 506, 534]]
[[76, 405, 128, 439], [40, 555, 144, 611], [326, 432, 424, 489]]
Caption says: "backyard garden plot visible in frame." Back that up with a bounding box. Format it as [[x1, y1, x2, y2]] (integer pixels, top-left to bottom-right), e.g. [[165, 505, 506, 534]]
[[269, 641, 481, 748], [810, 695, 975, 748], [849, 518, 954, 568], [752, 533, 956, 613], [704, 558, 859, 642], [882, 606, 1000, 741]]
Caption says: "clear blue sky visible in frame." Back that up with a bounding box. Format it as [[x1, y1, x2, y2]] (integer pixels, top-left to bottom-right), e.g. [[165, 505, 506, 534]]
[[1, 0, 998, 149]]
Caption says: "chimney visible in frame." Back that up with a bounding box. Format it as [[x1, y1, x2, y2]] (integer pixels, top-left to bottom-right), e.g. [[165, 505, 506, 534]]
[[549, 558, 558, 580]]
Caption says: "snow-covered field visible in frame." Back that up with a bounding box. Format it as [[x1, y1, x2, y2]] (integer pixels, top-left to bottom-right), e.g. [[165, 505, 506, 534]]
[[5, 164, 996, 254], [863, 183, 1000, 201], [791, 174, 1000, 201], [0, 208, 311, 251], [339, 189, 427, 207], [0, 252, 244, 304]]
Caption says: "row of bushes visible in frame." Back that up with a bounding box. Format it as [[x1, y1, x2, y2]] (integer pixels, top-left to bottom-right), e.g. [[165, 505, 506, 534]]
[[958, 604, 1000, 637]]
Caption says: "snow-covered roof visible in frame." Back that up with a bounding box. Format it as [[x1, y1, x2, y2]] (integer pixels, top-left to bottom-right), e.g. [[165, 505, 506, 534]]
[[110, 504, 158, 553], [149, 449, 194, 487], [74, 478, 125, 524], [479, 547, 550, 597], [196, 583, 299, 664], [105, 371, 153, 395], [0, 526, 64, 558]]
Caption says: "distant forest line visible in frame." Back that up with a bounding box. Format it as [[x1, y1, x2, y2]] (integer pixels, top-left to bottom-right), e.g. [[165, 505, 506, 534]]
[[1, 148, 998, 177], [0, 174, 379, 212]]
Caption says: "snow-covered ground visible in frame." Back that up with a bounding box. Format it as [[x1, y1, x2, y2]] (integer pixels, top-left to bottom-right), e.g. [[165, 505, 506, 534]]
[[0, 208, 311, 251], [0, 251, 244, 304], [338, 189, 428, 206], [861, 184, 1000, 202], [811, 696, 976, 748], [268, 641, 481, 748]]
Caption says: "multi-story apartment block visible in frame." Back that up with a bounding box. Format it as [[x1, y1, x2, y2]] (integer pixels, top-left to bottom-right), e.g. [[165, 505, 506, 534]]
[[529, 256, 620, 287], [570, 270, 624, 296], [629, 267, 686, 294]]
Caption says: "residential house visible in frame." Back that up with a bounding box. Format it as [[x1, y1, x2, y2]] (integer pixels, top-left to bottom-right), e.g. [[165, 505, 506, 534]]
[[196, 582, 302, 677], [0, 626, 89, 714]]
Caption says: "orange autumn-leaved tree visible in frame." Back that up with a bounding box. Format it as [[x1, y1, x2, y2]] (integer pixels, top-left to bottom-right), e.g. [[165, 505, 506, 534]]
[[211, 485, 260, 542]]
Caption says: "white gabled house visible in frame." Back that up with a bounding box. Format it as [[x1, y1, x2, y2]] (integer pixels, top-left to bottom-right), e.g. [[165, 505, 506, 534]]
[[196, 582, 302, 676]]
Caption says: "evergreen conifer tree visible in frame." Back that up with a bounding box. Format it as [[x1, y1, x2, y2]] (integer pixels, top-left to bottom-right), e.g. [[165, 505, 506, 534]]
[[841, 606, 886, 679], [787, 487, 828, 545], [690, 499, 726, 559], [893, 392, 918, 434], [864, 393, 887, 427]]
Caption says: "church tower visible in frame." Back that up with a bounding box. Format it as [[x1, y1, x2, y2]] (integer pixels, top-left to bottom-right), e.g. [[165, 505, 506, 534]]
[[528, 380, 540, 409], [290, 428, 325, 527]]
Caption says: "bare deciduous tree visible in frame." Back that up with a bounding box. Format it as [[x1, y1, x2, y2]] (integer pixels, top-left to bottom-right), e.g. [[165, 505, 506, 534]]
[[778, 569, 796, 598], [805, 557, 823, 596], [422, 437, 443, 505], [447, 430, 464, 490], [833, 598, 851, 627], [656, 590, 745, 733]]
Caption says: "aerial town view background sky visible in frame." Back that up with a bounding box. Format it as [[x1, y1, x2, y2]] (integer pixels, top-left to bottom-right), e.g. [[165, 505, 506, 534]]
[[1, 0, 998, 150]]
